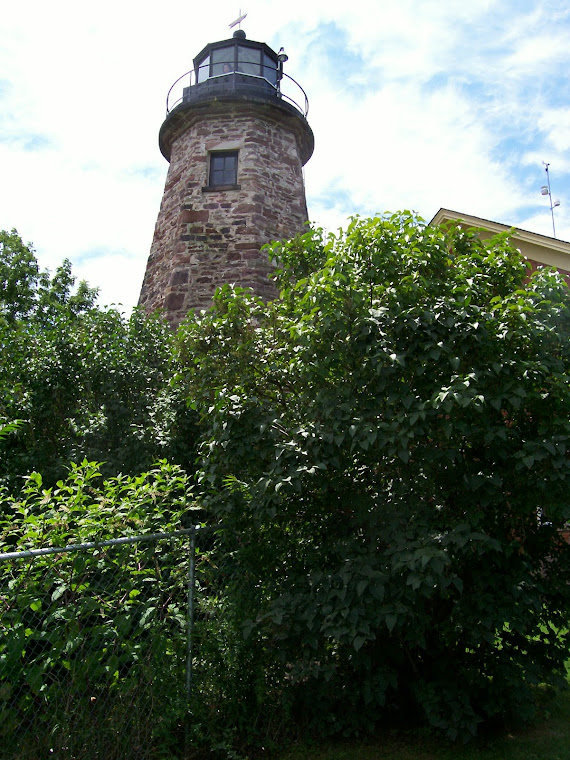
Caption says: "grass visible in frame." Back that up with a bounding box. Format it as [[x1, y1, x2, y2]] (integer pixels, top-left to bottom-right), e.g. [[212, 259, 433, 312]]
[[276, 681, 570, 760]]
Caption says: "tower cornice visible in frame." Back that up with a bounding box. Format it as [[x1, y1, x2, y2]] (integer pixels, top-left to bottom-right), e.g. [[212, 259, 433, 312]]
[[159, 95, 314, 166]]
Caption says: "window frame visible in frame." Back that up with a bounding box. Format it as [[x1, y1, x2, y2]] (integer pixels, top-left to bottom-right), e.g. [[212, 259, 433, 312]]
[[205, 150, 240, 190]]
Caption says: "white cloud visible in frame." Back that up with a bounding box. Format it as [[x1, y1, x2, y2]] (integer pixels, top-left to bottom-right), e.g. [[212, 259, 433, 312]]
[[535, 109, 570, 155]]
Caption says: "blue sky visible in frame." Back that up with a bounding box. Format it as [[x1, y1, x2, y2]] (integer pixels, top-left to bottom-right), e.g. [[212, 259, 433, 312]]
[[1, 0, 569, 310]]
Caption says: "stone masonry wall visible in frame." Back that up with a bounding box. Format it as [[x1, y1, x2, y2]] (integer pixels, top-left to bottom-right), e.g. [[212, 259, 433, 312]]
[[138, 101, 310, 326]]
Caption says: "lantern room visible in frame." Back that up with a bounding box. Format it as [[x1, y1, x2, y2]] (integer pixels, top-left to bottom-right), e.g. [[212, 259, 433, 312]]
[[195, 29, 279, 85], [164, 30, 310, 133]]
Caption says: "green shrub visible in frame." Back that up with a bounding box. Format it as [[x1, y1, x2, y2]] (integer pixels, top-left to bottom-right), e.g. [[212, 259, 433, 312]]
[[0, 461, 196, 759], [177, 213, 570, 744]]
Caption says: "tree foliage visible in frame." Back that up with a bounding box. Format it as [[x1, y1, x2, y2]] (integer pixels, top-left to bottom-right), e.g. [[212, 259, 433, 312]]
[[0, 231, 198, 493], [177, 212, 570, 741], [2, 217, 569, 747], [0, 229, 98, 325]]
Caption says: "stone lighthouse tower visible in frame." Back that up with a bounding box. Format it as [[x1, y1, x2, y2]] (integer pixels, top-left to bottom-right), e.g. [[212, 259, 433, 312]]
[[138, 28, 314, 326]]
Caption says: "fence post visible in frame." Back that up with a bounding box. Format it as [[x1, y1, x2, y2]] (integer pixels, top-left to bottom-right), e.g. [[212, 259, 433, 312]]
[[185, 526, 196, 702]]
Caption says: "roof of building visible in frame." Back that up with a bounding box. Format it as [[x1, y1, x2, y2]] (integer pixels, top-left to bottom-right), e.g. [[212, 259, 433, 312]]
[[430, 207, 570, 275]]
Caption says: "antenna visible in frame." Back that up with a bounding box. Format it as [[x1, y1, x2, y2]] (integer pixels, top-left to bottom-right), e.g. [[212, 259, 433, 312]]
[[229, 10, 247, 29], [541, 161, 560, 238]]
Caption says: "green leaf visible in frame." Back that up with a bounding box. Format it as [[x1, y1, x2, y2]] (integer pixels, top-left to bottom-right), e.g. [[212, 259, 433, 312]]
[[353, 636, 366, 652], [385, 614, 397, 633]]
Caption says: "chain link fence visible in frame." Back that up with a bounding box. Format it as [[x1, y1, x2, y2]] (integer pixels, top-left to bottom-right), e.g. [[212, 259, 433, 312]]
[[0, 526, 226, 760]]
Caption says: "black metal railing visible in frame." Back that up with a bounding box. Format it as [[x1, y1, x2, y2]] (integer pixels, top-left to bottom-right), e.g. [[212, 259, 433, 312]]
[[165, 61, 309, 118]]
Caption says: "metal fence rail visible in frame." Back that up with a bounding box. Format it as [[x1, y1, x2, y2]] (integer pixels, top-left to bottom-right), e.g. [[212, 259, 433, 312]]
[[0, 526, 210, 760]]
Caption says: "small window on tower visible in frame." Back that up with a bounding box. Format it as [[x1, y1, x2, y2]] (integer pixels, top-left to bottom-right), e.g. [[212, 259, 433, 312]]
[[209, 151, 238, 188]]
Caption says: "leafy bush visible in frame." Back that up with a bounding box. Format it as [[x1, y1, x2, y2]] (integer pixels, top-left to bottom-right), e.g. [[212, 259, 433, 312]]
[[177, 213, 570, 743], [0, 460, 197, 759], [0, 231, 199, 494], [2, 216, 569, 753]]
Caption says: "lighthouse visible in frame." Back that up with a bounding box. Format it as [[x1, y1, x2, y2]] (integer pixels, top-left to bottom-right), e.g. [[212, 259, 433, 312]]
[[138, 28, 314, 326]]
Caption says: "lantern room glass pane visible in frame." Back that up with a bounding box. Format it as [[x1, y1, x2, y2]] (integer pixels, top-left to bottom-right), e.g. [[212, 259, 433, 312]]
[[237, 46, 261, 76], [263, 53, 277, 85], [196, 54, 210, 83], [212, 47, 234, 76]]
